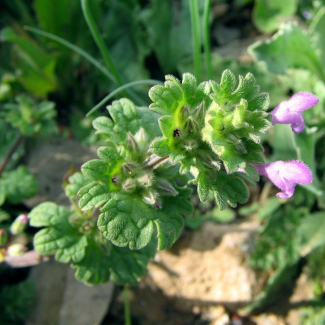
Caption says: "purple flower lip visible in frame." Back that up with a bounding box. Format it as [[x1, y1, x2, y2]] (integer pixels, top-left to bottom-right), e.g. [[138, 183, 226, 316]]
[[271, 92, 319, 133], [252, 160, 313, 198]]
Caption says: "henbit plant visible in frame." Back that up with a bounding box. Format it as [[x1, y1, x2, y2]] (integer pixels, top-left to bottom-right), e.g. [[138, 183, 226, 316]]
[[25, 69, 317, 288]]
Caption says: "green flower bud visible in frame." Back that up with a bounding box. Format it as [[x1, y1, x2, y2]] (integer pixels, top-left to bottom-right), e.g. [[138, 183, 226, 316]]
[[155, 179, 178, 196], [142, 190, 159, 206], [137, 172, 153, 187], [127, 132, 140, 155], [10, 214, 28, 235], [183, 139, 198, 152], [134, 128, 148, 151], [184, 116, 200, 134], [121, 162, 137, 175], [122, 178, 137, 192]]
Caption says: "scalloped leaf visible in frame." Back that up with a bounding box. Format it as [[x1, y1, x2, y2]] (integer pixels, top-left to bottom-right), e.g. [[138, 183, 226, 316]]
[[78, 182, 111, 211], [65, 172, 92, 199], [72, 238, 111, 285], [0, 166, 38, 205], [249, 23, 323, 79], [29, 202, 87, 263], [97, 190, 191, 250], [109, 236, 157, 285]]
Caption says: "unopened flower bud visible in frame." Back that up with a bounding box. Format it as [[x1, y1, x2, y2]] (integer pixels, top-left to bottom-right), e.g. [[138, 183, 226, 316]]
[[194, 102, 206, 122], [127, 132, 140, 155], [0, 229, 8, 247], [180, 106, 190, 120], [134, 128, 148, 150], [7, 243, 26, 257], [137, 173, 153, 187], [155, 179, 178, 196], [142, 190, 158, 206], [183, 140, 198, 152], [121, 162, 137, 175], [10, 214, 28, 235], [184, 116, 200, 134], [122, 178, 137, 192]]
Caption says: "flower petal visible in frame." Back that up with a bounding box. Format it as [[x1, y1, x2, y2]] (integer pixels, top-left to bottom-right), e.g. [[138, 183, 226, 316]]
[[252, 160, 313, 198], [287, 92, 319, 112], [279, 160, 313, 185], [271, 92, 319, 133]]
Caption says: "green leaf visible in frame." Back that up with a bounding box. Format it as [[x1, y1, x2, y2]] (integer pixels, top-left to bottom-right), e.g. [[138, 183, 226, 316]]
[[154, 189, 191, 250], [207, 207, 236, 223], [150, 138, 172, 157], [258, 197, 283, 220], [92, 116, 114, 136], [0, 166, 38, 204], [29, 202, 87, 263], [81, 159, 109, 182], [98, 194, 155, 250], [299, 212, 325, 256], [0, 208, 10, 224], [139, 0, 192, 72], [34, 0, 71, 37], [3, 96, 57, 136], [197, 171, 249, 209], [310, 7, 325, 65], [65, 172, 91, 199], [78, 182, 111, 211], [93, 100, 160, 143], [249, 23, 325, 81], [29, 202, 70, 227], [244, 263, 300, 314], [253, 0, 297, 33], [1, 28, 57, 97], [98, 190, 191, 250], [72, 238, 111, 285], [109, 236, 157, 285]]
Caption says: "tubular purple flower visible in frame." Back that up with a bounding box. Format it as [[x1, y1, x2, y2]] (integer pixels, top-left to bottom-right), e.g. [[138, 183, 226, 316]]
[[271, 92, 319, 133], [252, 160, 313, 198]]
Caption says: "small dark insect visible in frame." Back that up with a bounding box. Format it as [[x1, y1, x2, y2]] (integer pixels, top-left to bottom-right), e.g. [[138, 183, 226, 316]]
[[173, 129, 181, 137], [111, 176, 118, 184]]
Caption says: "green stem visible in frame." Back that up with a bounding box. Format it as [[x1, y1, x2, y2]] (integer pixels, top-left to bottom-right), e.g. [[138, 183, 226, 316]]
[[189, 0, 201, 82], [124, 285, 131, 325], [81, 0, 123, 86], [203, 0, 212, 80], [24, 26, 115, 83], [86, 79, 163, 117]]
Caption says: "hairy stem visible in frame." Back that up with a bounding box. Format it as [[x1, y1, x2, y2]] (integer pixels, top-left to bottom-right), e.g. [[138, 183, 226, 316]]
[[189, 0, 201, 82], [0, 134, 23, 177], [124, 284, 132, 325], [80, 0, 123, 86], [203, 0, 212, 80]]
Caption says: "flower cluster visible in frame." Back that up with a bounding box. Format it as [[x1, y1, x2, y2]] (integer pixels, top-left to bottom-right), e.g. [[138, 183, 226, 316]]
[[253, 92, 318, 198]]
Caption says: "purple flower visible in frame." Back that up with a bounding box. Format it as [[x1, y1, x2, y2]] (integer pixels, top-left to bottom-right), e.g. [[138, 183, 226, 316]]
[[271, 92, 319, 133], [252, 160, 313, 198]]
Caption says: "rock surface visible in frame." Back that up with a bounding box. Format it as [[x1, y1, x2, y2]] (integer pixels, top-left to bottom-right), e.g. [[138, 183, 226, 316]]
[[148, 221, 259, 310], [25, 139, 96, 207]]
